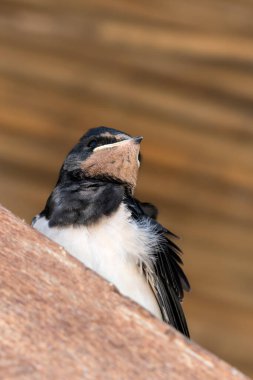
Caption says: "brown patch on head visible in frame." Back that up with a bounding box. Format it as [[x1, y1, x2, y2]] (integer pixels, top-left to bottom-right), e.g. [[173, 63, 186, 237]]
[[81, 139, 140, 193], [100, 132, 129, 141]]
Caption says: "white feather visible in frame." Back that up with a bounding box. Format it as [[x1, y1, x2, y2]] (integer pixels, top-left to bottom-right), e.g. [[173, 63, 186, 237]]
[[33, 204, 162, 319]]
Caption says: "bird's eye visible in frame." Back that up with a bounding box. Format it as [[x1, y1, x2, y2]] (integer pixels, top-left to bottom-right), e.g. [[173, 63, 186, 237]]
[[87, 138, 98, 149]]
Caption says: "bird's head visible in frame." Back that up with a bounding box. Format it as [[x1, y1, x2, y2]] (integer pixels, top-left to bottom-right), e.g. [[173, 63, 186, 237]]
[[62, 127, 143, 193]]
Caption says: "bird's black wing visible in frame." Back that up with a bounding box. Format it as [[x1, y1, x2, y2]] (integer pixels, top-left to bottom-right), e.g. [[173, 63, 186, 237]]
[[125, 196, 190, 337], [137, 201, 158, 220]]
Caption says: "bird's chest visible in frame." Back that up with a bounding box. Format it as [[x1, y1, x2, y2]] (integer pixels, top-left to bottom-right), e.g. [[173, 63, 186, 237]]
[[33, 205, 162, 319]]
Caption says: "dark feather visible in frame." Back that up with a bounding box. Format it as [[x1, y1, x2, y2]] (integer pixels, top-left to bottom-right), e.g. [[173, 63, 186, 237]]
[[41, 176, 124, 227], [138, 201, 158, 219], [125, 196, 190, 337]]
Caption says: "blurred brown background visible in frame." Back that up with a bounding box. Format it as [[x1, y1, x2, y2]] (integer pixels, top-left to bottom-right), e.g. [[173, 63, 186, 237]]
[[0, 0, 253, 377]]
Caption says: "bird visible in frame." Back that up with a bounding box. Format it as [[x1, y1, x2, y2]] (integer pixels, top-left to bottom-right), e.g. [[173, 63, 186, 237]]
[[32, 126, 190, 337]]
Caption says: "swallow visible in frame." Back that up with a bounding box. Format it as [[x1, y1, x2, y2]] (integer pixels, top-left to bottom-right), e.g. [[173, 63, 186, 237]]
[[32, 126, 190, 337]]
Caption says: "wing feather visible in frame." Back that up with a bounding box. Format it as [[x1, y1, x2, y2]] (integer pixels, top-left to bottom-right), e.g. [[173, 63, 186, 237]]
[[125, 196, 190, 337]]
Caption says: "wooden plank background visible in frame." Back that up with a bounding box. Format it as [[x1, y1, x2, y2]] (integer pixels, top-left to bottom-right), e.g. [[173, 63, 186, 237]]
[[0, 0, 253, 377]]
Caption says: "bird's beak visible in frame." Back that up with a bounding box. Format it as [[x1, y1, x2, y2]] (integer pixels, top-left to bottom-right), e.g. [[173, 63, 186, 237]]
[[133, 136, 143, 144], [93, 136, 143, 153], [81, 137, 143, 192]]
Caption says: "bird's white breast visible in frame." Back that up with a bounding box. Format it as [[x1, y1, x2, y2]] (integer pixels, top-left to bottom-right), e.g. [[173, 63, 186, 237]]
[[33, 204, 162, 319]]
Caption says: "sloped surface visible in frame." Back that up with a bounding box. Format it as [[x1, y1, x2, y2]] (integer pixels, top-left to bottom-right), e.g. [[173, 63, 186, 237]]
[[0, 205, 250, 380]]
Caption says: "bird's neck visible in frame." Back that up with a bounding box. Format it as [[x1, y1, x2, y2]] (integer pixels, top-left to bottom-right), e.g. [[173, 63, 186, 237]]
[[41, 177, 126, 227]]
